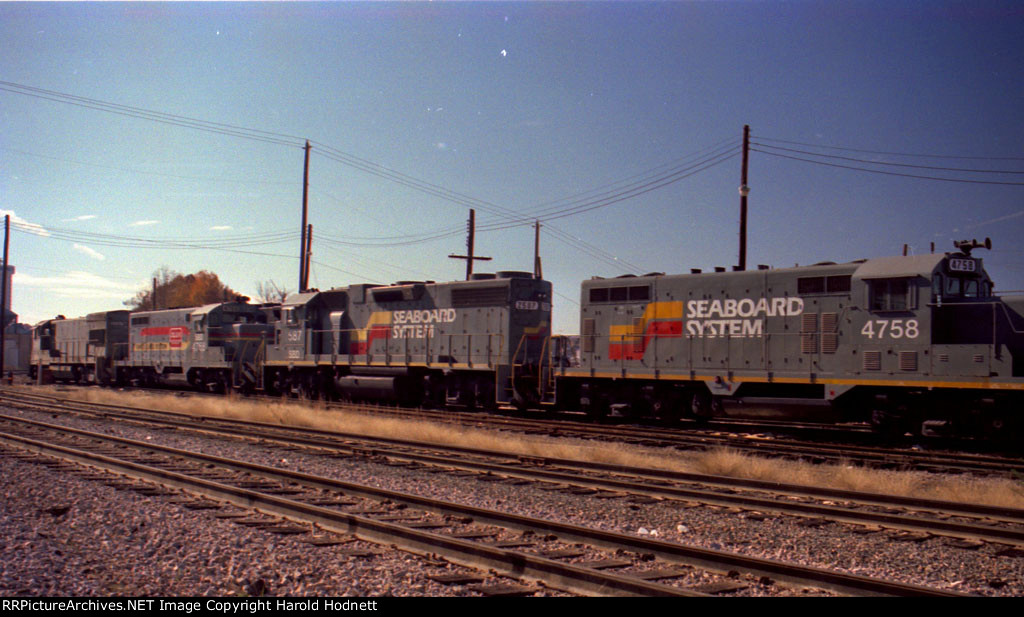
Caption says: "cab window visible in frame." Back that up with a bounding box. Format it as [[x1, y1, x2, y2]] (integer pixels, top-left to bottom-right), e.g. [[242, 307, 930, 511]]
[[870, 278, 913, 311]]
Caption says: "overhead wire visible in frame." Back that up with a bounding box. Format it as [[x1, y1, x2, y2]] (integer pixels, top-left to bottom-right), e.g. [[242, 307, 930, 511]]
[[755, 135, 1024, 161], [4, 80, 738, 275], [11, 221, 299, 252], [751, 142, 1024, 175], [0, 81, 306, 149], [751, 148, 1024, 186], [3, 147, 300, 186]]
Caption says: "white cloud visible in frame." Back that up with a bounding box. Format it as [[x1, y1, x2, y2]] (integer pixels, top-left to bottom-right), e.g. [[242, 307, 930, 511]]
[[73, 244, 105, 261], [15, 271, 139, 300], [210, 225, 233, 231], [130, 220, 160, 227], [62, 215, 97, 222], [0, 209, 49, 236]]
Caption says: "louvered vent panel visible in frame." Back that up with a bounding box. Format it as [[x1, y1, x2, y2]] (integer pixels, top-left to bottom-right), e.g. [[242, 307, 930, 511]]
[[973, 354, 984, 363], [863, 351, 881, 371], [582, 318, 595, 353], [821, 312, 838, 332], [632, 317, 645, 354], [801, 313, 818, 333], [451, 286, 509, 307], [937, 354, 949, 363], [899, 351, 918, 372], [801, 313, 819, 354], [820, 312, 838, 354]]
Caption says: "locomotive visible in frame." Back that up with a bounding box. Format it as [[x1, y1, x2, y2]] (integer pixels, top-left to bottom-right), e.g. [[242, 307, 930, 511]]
[[554, 239, 1024, 437], [27, 240, 1024, 438], [258, 271, 553, 407], [31, 302, 271, 392]]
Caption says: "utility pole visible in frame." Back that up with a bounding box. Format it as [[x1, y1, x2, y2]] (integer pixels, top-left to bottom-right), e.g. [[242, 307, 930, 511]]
[[738, 124, 751, 272], [533, 220, 543, 279], [302, 224, 313, 291], [448, 209, 491, 280], [299, 140, 311, 292], [0, 215, 8, 377]]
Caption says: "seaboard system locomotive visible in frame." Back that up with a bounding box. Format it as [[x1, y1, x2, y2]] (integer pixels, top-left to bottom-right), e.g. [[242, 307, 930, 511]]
[[28, 240, 1024, 439]]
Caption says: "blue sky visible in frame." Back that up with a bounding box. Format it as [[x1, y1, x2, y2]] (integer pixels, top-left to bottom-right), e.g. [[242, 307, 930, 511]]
[[2, 1, 1022, 333]]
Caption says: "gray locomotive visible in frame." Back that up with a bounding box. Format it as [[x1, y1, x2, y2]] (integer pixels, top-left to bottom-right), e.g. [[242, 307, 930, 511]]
[[29, 310, 129, 384], [552, 240, 1024, 437], [117, 301, 272, 391], [31, 301, 272, 392], [260, 271, 553, 408]]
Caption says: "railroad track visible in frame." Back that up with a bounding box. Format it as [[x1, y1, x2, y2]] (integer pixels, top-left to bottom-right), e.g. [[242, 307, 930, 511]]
[[5, 392, 1024, 550], [9, 391, 1024, 572], [0, 413, 970, 597], [369, 405, 1024, 476], [24, 384, 1023, 477]]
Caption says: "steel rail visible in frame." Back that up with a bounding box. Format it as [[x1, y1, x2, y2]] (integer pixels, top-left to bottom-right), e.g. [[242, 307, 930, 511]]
[[4, 407, 1023, 548], [0, 428, 701, 597], [7, 387, 1020, 476], [5, 392, 1020, 524], [0, 415, 969, 597]]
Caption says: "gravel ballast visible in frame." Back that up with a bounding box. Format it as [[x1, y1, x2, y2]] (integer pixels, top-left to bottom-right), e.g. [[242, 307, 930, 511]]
[[2, 403, 1022, 596]]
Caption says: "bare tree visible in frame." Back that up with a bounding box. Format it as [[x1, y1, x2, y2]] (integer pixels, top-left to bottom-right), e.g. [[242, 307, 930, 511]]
[[255, 279, 291, 304]]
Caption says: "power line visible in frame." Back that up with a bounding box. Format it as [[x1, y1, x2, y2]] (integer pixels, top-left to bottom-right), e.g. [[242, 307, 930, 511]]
[[0, 81, 306, 148], [752, 148, 1024, 186], [11, 222, 299, 252], [756, 135, 1024, 161], [4, 80, 740, 274], [3, 146, 300, 185], [477, 149, 740, 227], [752, 142, 1024, 175]]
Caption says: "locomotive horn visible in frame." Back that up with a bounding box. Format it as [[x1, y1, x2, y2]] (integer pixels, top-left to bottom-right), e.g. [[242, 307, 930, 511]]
[[954, 237, 992, 256]]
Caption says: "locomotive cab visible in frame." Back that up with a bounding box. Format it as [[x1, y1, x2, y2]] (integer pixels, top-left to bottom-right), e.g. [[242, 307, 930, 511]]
[[930, 247, 997, 351]]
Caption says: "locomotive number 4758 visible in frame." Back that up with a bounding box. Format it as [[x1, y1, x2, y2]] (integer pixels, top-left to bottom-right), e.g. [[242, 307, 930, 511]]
[[860, 319, 920, 339]]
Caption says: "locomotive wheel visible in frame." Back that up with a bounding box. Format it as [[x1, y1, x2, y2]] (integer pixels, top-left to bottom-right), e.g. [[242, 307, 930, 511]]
[[583, 394, 609, 420], [653, 392, 683, 423], [690, 391, 713, 421]]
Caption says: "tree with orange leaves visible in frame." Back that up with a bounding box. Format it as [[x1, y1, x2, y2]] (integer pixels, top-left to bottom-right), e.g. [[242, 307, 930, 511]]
[[124, 266, 248, 311]]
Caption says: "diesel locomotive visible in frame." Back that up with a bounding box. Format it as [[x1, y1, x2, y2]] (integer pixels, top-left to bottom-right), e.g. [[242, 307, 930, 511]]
[[553, 239, 1024, 437], [28, 240, 1024, 438], [258, 271, 553, 407]]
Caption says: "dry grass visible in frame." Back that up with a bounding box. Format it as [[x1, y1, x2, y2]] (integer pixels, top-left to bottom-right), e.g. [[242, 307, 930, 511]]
[[25, 385, 1024, 510]]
